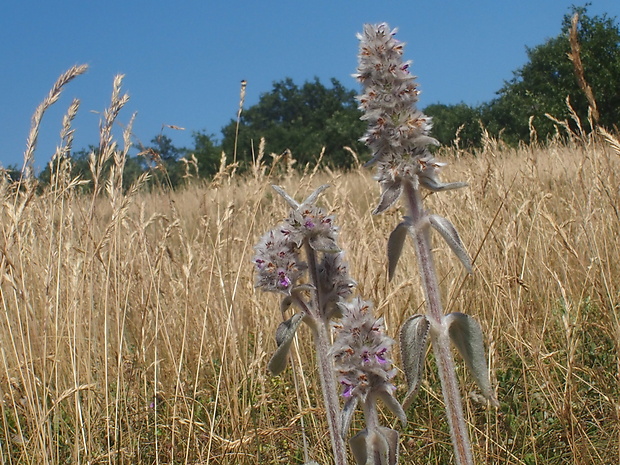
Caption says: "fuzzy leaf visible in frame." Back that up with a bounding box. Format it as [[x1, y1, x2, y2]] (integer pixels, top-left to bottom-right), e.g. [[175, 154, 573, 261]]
[[363, 151, 382, 167], [280, 296, 293, 312], [377, 389, 407, 426], [419, 177, 468, 192], [268, 312, 304, 375], [379, 427, 399, 465], [309, 235, 341, 253], [446, 312, 498, 406], [387, 218, 411, 281], [373, 180, 402, 215], [399, 314, 430, 409], [349, 429, 368, 465], [301, 184, 330, 207], [271, 185, 300, 209], [341, 395, 359, 438], [416, 135, 441, 147], [428, 214, 473, 273], [349, 427, 399, 465]]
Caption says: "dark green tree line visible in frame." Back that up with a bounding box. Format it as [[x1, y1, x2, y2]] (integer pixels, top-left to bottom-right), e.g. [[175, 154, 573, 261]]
[[483, 5, 620, 143], [220, 77, 367, 168], [426, 6, 620, 147], [34, 5, 620, 189]]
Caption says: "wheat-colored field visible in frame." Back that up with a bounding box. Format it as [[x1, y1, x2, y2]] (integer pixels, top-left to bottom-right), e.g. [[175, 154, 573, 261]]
[[2, 71, 620, 464]]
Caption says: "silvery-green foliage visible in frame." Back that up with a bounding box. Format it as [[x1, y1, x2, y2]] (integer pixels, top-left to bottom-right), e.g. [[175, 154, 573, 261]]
[[446, 313, 499, 406], [357, 22, 496, 465], [253, 185, 367, 465], [386, 217, 411, 281], [399, 314, 430, 409], [268, 311, 305, 375], [253, 185, 353, 372], [349, 426, 399, 465], [427, 215, 473, 274]]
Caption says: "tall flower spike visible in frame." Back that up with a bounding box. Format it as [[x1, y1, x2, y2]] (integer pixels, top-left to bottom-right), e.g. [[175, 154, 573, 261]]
[[253, 184, 357, 465], [357, 23, 495, 465], [355, 23, 466, 216]]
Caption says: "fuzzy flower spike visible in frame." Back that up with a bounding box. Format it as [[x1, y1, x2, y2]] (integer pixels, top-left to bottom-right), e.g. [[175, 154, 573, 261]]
[[332, 298, 406, 465], [357, 23, 497, 465], [355, 23, 467, 215], [253, 184, 356, 465]]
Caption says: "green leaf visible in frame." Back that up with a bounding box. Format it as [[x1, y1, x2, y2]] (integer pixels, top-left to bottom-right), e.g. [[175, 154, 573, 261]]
[[268, 312, 304, 375], [428, 214, 473, 273], [341, 396, 359, 438], [399, 314, 430, 409], [387, 218, 411, 281], [445, 312, 498, 406]]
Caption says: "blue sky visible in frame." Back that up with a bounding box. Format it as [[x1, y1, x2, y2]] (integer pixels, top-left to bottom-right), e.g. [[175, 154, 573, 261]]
[[2, 1, 619, 171]]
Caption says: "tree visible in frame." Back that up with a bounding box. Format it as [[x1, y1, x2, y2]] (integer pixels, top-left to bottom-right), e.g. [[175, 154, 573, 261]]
[[190, 131, 222, 178], [220, 77, 367, 169], [483, 5, 620, 143], [37, 146, 145, 191], [141, 134, 186, 188], [424, 103, 482, 149]]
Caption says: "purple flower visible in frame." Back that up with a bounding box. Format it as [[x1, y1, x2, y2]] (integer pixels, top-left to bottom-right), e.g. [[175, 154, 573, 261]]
[[277, 270, 292, 288], [341, 378, 354, 398], [356, 23, 467, 213], [375, 347, 389, 364], [253, 228, 306, 294], [331, 298, 397, 401], [286, 206, 340, 252]]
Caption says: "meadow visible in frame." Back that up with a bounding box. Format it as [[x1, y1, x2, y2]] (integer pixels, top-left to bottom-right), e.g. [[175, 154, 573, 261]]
[[1, 73, 620, 464]]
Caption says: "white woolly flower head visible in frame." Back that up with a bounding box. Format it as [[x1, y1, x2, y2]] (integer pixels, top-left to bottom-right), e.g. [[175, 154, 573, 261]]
[[332, 298, 397, 402], [253, 228, 306, 294], [356, 23, 467, 214], [355, 22, 438, 167]]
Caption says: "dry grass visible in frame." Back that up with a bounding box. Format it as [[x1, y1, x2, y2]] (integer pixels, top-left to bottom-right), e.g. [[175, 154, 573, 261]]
[[1, 75, 620, 465]]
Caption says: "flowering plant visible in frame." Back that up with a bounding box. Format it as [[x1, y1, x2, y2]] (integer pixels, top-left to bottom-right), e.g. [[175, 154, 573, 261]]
[[252, 22, 496, 465], [356, 23, 497, 465], [254, 185, 404, 465]]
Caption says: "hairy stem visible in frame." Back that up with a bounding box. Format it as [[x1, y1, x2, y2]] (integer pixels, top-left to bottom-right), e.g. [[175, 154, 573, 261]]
[[363, 393, 380, 433], [404, 181, 474, 465], [304, 240, 348, 465], [313, 323, 348, 465]]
